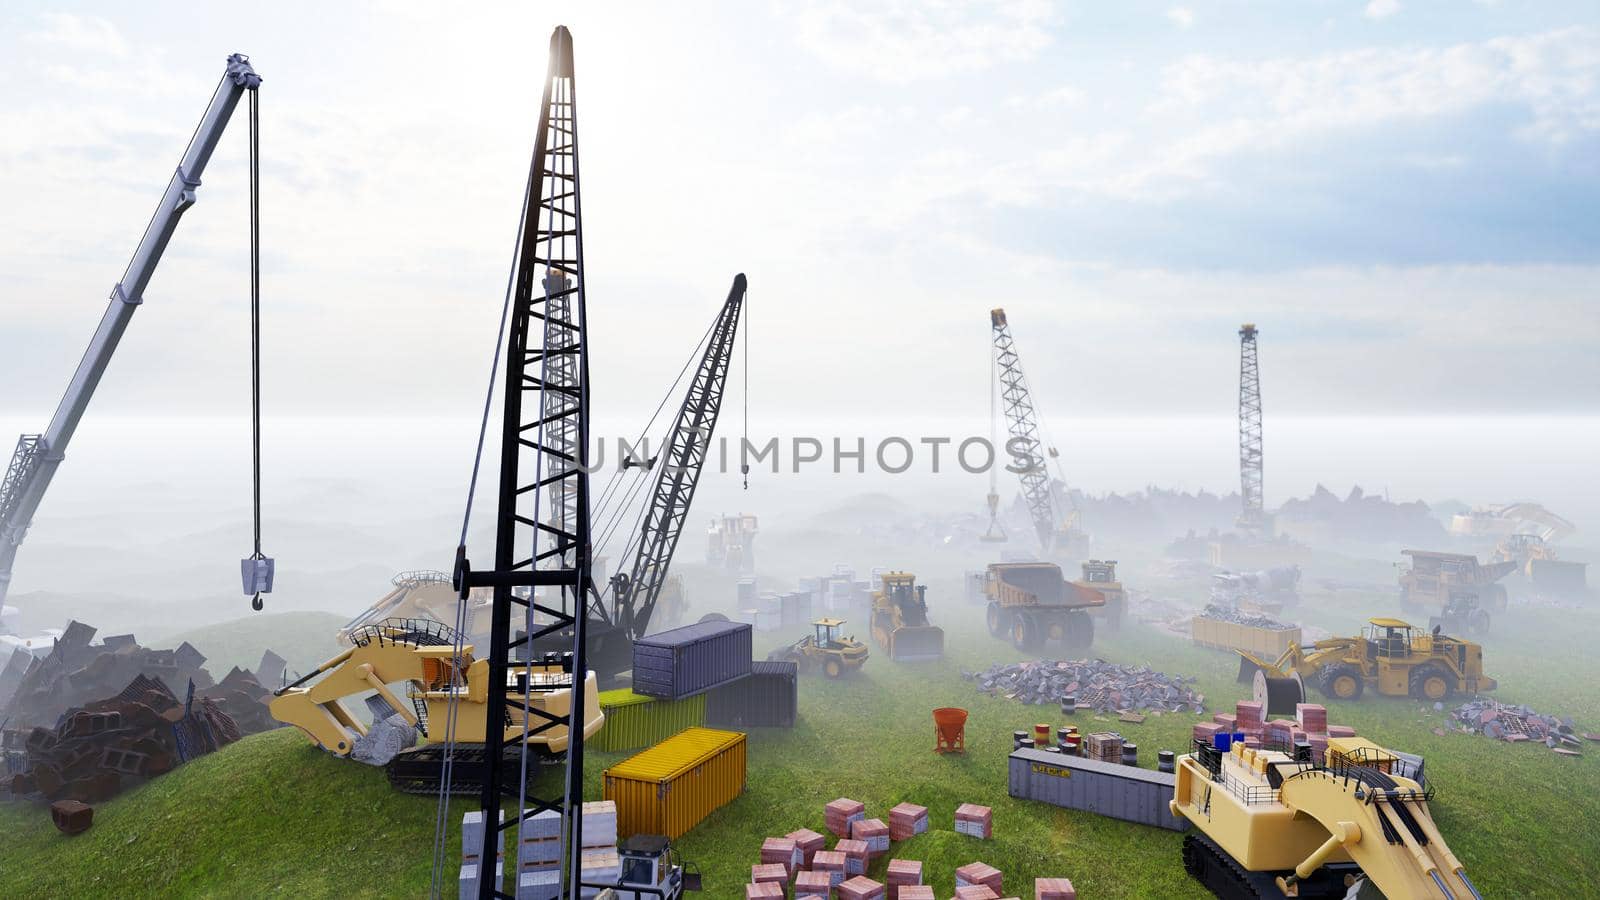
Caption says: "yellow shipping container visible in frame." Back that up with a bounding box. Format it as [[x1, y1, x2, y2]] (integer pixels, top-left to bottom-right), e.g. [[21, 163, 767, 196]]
[[1190, 616, 1301, 659], [603, 727, 746, 840]]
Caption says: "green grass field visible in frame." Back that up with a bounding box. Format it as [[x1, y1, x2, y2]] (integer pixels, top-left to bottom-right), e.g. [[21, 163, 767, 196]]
[[3, 580, 1598, 897]]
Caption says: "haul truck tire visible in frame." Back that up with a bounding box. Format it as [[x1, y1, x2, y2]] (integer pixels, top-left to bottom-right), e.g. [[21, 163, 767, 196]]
[[986, 603, 1007, 637]]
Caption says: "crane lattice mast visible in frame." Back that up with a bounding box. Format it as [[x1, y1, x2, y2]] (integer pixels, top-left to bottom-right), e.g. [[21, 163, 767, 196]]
[[1237, 323, 1265, 535], [990, 308, 1057, 552], [611, 275, 747, 640], [452, 26, 591, 898]]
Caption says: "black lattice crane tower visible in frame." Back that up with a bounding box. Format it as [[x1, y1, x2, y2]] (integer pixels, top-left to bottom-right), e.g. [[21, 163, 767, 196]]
[[610, 275, 748, 641], [990, 308, 1059, 552], [1237, 323, 1265, 535], [451, 26, 593, 898]]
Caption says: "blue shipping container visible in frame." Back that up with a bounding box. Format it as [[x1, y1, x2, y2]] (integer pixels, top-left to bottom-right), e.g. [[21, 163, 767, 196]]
[[631, 620, 753, 700]]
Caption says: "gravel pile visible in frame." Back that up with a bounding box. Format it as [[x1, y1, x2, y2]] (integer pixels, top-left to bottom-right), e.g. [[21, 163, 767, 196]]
[[964, 659, 1205, 714], [1194, 604, 1294, 630]]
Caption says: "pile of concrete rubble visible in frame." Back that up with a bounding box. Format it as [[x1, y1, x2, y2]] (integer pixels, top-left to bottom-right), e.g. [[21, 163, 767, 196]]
[[3, 674, 242, 804], [0, 619, 289, 814], [965, 659, 1205, 714], [1194, 604, 1294, 630], [1451, 699, 1594, 755]]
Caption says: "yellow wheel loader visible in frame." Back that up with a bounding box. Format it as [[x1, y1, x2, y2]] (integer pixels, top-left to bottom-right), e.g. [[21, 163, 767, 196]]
[[270, 618, 603, 794], [1172, 736, 1483, 899], [869, 572, 945, 662], [1237, 618, 1496, 704], [768, 618, 868, 678]]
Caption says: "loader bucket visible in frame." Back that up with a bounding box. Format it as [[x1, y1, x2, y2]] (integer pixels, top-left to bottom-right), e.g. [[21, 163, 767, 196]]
[[889, 625, 945, 662], [1236, 652, 1268, 684]]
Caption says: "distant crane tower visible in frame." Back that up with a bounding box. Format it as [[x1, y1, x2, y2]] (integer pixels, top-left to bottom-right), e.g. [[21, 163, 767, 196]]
[[1237, 323, 1265, 535], [990, 308, 1058, 552]]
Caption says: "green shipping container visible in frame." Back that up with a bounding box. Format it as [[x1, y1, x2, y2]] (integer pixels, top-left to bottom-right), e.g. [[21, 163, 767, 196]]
[[590, 689, 707, 752]]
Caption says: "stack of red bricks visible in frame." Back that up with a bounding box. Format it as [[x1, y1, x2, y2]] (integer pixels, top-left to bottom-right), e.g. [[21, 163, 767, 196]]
[[813, 850, 848, 888], [837, 839, 870, 876], [889, 802, 928, 840], [954, 803, 993, 839], [954, 861, 1003, 896], [796, 870, 833, 900], [839, 875, 886, 900], [1036, 876, 1077, 899], [788, 828, 827, 867], [953, 887, 998, 900], [853, 818, 890, 857], [1194, 700, 1359, 765], [745, 882, 784, 899], [749, 862, 788, 897], [897, 887, 935, 900], [886, 858, 923, 900], [762, 836, 803, 878], [826, 797, 867, 837]]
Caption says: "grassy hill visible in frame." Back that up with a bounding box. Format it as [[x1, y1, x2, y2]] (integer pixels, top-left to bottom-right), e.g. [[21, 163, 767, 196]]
[[3, 581, 1598, 897], [149, 611, 350, 679]]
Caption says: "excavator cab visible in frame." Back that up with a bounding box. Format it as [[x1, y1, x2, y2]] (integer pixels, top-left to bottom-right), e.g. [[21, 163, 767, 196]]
[[612, 834, 699, 898]]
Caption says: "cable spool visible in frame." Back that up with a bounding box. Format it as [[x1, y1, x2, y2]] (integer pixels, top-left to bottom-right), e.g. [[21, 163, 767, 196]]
[[1253, 669, 1305, 717]]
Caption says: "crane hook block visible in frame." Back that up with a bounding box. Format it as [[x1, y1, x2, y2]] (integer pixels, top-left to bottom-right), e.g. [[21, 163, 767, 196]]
[[241, 556, 275, 596]]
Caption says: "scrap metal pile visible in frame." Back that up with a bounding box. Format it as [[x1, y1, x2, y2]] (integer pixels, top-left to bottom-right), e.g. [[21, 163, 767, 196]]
[[966, 659, 1206, 714], [1194, 603, 1294, 630], [3, 674, 241, 804], [1451, 699, 1592, 755]]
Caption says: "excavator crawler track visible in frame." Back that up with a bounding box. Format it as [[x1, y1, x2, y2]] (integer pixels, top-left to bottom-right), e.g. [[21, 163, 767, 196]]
[[385, 744, 549, 796], [1182, 834, 1355, 899]]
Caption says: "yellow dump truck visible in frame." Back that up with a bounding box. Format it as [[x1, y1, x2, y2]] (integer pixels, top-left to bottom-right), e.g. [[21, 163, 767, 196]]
[[983, 562, 1104, 652]]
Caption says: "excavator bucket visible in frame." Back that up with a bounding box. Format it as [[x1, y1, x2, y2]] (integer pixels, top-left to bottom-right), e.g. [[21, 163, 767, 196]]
[[888, 625, 945, 662]]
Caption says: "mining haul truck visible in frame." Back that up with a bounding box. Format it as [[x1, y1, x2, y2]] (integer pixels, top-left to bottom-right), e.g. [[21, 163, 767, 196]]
[[983, 562, 1104, 652], [1172, 735, 1482, 899]]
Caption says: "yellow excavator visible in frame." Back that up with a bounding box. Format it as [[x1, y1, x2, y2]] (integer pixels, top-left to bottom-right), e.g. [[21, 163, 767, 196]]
[[869, 572, 945, 662], [1172, 736, 1482, 899], [270, 618, 603, 794]]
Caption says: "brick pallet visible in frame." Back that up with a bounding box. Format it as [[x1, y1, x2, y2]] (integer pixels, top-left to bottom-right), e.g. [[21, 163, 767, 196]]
[[762, 836, 803, 876], [840, 875, 886, 900], [898, 887, 935, 900], [1036, 876, 1077, 899], [954, 861, 1002, 895], [813, 850, 847, 886], [787, 828, 827, 866], [886, 858, 923, 900], [954, 803, 993, 839], [826, 798, 867, 837], [953, 886, 999, 900], [1083, 731, 1123, 763], [752, 862, 790, 891], [852, 817, 890, 856], [747, 883, 785, 900], [796, 870, 834, 899], [889, 802, 928, 841], [838, 838, 870, 875]]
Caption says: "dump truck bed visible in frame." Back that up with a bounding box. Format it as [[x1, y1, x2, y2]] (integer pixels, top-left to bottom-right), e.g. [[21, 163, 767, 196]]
[[988, 563, 1106, 611]]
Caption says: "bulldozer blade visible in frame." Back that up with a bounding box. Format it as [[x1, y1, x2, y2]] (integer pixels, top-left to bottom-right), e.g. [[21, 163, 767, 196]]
[[890, 626, 945, 662], [1236, 654, 1265, 684]]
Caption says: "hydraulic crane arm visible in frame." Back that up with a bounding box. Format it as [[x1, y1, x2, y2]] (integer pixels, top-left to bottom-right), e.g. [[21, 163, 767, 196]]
[[611, 275, 747, 640], [0, 54, 261, 607]]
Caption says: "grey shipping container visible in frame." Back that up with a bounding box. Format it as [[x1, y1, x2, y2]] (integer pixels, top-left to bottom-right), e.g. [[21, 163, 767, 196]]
[[631, 620, 754, 700], [1007, 747, 1190, 831], [705, 660, 797, 728]]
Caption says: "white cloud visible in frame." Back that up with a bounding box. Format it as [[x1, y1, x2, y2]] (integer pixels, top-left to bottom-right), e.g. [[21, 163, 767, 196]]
[[24, 13, 129, 57], [1364, 0, 1401, 20], [1167, 7, 1196, 29], [776, 0, 1058, 83]]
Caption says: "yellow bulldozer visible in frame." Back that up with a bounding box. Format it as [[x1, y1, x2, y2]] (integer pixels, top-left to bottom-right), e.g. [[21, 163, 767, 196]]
[[869, 572, 945, 662], [1173, 734, 1482, 899], [1238, 617, 1496, 703], [270, 618, 603, 793], [767, 618, 869, 678]]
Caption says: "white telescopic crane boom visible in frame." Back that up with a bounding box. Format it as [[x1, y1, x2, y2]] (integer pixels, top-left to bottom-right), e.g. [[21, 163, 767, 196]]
[[0, 53, 261, 607]]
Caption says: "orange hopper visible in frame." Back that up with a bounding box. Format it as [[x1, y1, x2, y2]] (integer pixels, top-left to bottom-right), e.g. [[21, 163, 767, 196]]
[[934, 707, 968, 753]]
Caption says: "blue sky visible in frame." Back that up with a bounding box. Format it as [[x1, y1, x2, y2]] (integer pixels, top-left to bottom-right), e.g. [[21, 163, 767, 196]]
[[0, 0, 1596, 425]]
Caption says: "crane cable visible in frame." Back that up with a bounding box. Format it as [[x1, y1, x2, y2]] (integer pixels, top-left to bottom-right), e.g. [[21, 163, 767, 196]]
[[247, 85, 267, 612]]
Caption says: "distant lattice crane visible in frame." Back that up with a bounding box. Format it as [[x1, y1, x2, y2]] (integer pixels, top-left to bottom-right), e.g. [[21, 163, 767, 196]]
[[991, 308, 1058, 552], [1237, 323, 1265, 534]]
